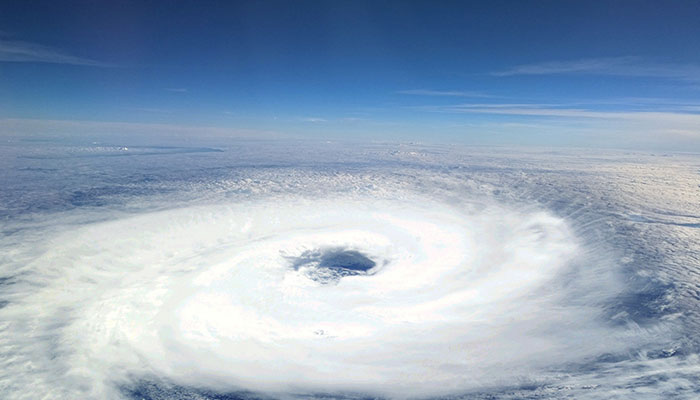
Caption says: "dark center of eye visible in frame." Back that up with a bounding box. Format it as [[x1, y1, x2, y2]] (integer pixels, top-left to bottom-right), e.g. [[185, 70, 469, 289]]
[[286, 248, 377, 284], [317, 250, 376, 271]]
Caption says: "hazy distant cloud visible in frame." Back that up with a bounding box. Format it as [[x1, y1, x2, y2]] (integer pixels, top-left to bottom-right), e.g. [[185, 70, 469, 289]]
[[0, 39, 112, 66], [492, 57, 636, 76], [166, 88, 188, 93], [0, 118, 283, 139], [425, 102, 700, 120], [397, 89, 490, 97], [128, 107, 173, 114], [300, 117, 327, 123], [492, 57, 700, 82], [418, 102, 700, 139]]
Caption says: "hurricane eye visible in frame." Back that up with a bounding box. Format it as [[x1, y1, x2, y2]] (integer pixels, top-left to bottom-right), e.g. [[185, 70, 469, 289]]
[[286, 248, 377, 284]]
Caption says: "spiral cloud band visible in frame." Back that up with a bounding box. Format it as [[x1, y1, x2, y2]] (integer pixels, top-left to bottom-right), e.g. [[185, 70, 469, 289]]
[[1, 142, 698, 399], [1, 196, 626, 398]]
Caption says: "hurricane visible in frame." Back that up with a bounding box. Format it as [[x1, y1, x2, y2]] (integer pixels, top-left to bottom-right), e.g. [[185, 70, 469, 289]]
[[1, 141, 698, 399]]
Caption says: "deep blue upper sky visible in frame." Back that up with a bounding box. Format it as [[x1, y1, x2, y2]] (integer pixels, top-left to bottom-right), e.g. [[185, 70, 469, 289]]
[[1, 1, 699, 149]]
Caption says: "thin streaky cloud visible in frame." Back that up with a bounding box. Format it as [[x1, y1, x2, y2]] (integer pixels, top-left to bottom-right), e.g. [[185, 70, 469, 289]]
[[300, 117, 327, 123], [432, 103, 559, 109], [128, 107, 173, 114], [567, 97, 700, 106], [492, 57, 637, 76], [166, 88, 189, 93], [0, 118, 283, 139], [423, 103, 700, 120], [0, 39, 112, 67], [492, 57, 700, 82], [397, 89, 491, 97]]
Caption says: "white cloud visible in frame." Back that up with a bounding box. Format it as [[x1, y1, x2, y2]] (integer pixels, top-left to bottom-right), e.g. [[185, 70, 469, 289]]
[[397, 89, 490, 97], [492, 57, 700, 82], [0, 39, 112, 66], [416, 103, 700, 146], [300, 117, 327, 123], [0, 118, 282, 139], [427, 103, 700, 125], [128, 107, 173, 114]]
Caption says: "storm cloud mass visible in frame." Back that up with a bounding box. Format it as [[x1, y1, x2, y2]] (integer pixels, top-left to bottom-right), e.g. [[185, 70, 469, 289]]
[[1, 139, 699, 399]]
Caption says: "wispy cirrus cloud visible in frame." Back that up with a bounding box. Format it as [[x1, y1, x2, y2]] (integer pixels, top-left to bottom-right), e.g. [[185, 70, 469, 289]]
[[166, 88, 188, 93], [0, 39, 112, 67], [0, 118, 282, 139], [127, 107, 173, 114], [423, 102, 700, 120], [492, 57, 700, 82], [417, 102, 700, 140], [397, 89, 490, 97], [300, 117, 327, 123]]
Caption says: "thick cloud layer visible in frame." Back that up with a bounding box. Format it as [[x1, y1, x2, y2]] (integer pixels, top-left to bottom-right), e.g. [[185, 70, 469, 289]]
[[0, 140, 698, 399]]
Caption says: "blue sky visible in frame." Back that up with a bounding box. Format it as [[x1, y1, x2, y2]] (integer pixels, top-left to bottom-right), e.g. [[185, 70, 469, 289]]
[[1, 1, 700, 150]]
